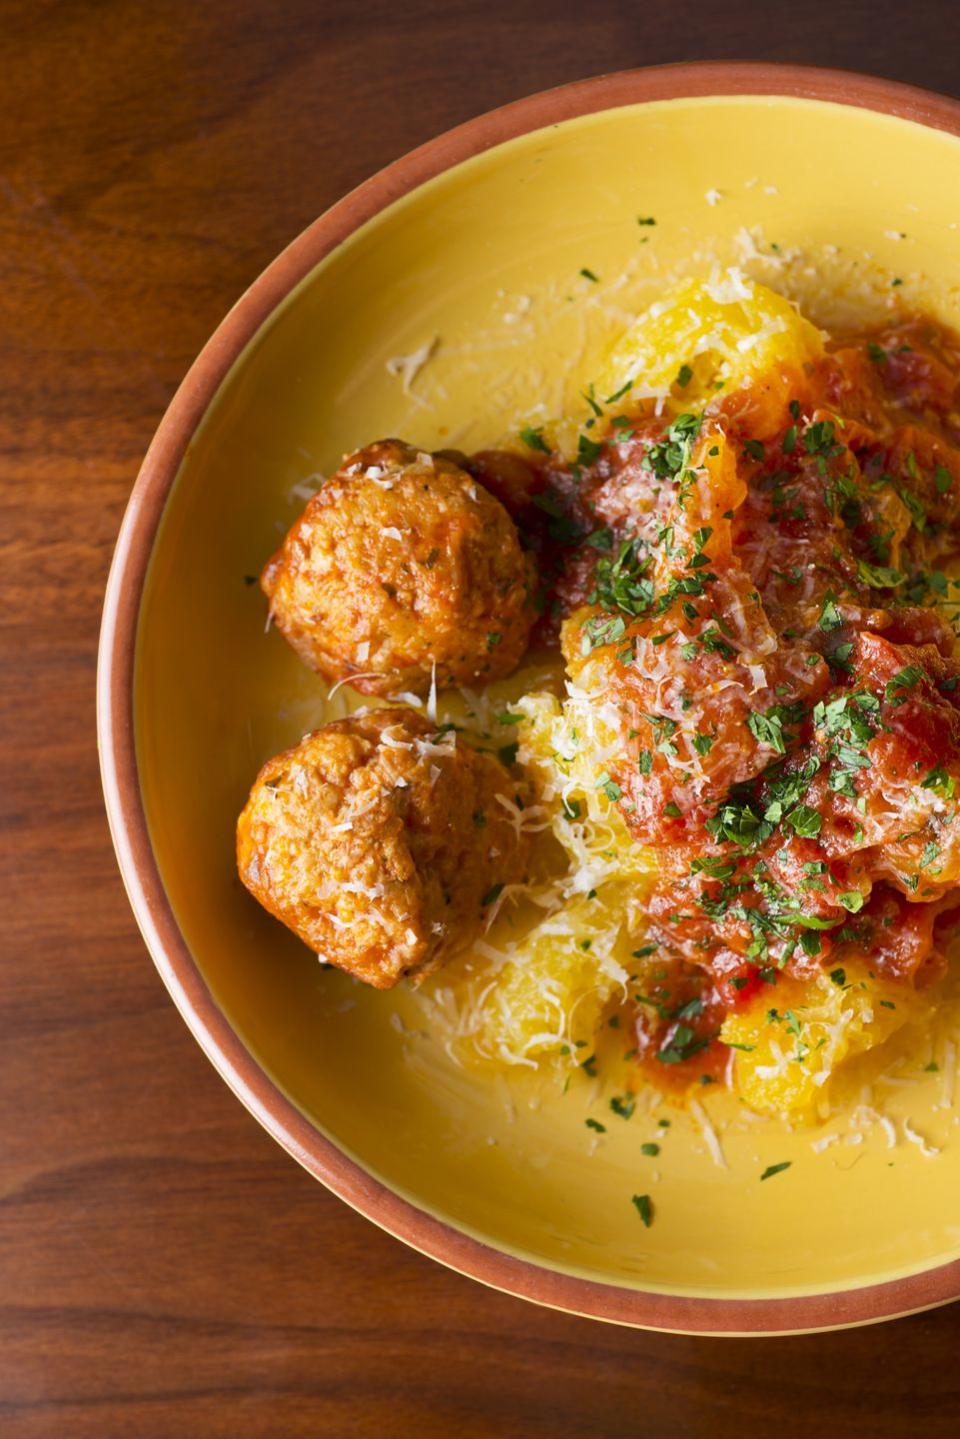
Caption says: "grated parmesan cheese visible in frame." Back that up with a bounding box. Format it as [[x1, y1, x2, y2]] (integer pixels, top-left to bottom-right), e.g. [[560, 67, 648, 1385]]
[[385, 336, 439, 398]]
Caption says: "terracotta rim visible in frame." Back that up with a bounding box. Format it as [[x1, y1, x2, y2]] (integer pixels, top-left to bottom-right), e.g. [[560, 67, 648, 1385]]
[[98, 62, 960, 1334]]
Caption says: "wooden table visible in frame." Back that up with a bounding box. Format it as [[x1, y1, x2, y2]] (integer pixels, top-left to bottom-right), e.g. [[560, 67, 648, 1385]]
[[4, 3, 960, 1433]]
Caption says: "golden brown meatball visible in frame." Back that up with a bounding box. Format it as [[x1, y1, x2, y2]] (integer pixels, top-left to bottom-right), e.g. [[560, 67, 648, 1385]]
[[261, 439, 536, 697], [236, 708, 531, 989]]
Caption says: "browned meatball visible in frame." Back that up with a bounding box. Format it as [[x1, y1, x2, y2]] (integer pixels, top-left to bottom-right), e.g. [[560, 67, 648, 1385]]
[[236, 708, 531, 988], [262, 439, 537, 696]]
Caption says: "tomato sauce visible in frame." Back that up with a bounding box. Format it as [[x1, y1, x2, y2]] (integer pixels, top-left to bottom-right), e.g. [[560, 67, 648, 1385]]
[[476, 314, 960, 1086]]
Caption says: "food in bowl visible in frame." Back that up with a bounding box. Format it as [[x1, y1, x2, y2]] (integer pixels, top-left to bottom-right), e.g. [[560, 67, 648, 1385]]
[[239, 272, 960, 1124]]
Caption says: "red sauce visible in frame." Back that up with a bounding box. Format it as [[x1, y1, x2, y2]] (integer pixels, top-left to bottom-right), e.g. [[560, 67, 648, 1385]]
[[478, 314, 960, 1083]]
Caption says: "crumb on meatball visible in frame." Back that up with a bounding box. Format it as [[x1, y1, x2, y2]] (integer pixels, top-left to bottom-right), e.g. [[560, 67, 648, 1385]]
[[236, 708, 531, 988], [261, 439, 537, 697]]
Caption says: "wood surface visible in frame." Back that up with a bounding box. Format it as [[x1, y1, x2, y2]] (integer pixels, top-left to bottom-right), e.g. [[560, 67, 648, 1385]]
[[3, 1, 960, 1434]]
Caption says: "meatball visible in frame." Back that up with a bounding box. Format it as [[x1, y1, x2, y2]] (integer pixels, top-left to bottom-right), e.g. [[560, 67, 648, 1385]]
[[236, 708, 531, 988], [262, 439, 537, 696]]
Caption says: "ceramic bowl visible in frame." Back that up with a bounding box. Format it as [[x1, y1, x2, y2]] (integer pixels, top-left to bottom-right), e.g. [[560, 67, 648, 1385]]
[[99, 63, 960, 1333]]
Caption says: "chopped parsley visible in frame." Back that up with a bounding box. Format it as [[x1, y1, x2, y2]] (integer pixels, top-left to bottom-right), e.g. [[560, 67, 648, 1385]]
[[706, 800, 773, 850], [837, 890, 865, 913], [581, 386, 604, 418], [519, 424, 550, 454], [813, 691, 880, 798], [760, 1161, 792, 1181], [643, 412, 703, 491], [656, 1024, 709, 1065], [803, 419, 839, 456], [827, 641, 854, 675], [700, 627, 736, 660], [857, 559, 903, 590], [818, 595, 843, 632], [576, 431, 604, 467], [631, 1193, 654, 1227], [785, 803, 822, 839], [922, 767, 956, 800], [596, 772, 623, 802], [581, 612, 627, 654], [885, 664, 924, 704], [610, 1094, 637, 1120], [590, 540, 654, 618], [746, 700, 805, 756], [898, 486, 927, 532]]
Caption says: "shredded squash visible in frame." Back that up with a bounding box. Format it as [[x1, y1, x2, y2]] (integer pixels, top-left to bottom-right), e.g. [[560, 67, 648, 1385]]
[[422, 273, 960, 1123]]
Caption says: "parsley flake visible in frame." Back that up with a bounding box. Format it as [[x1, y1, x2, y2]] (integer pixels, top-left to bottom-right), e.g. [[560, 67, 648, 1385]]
[[610, 1094, 637, 1120], [632, 1193, 654, 1227], [760, 1161, 792, 1181], [519, 424, 550, 454]]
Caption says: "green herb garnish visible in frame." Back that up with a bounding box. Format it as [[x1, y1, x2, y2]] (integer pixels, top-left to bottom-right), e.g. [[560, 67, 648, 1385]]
[[760, 1161, 792, 1181], [519, 424, 550, 454], [632, 1193, 654, 1227]]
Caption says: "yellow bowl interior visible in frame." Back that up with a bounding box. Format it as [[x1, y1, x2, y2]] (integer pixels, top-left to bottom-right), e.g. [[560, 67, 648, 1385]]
[[137, 94, 960, 1303]]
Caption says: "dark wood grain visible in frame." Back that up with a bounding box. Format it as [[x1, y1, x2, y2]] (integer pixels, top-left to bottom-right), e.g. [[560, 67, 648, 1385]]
[[3, 2, 960, 1434]]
